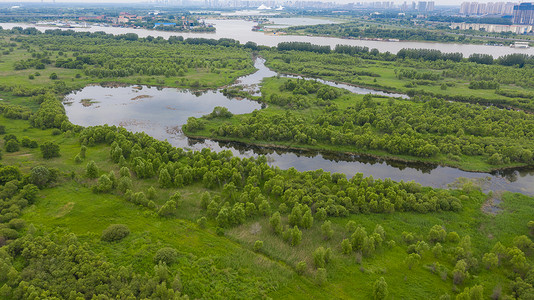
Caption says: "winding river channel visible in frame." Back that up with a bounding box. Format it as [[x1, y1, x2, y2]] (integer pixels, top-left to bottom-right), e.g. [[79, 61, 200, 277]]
[[63, 58, 534, 195]]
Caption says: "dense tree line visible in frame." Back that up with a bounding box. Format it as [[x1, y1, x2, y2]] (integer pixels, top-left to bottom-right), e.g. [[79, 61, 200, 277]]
[[189, 78, 534, 165]]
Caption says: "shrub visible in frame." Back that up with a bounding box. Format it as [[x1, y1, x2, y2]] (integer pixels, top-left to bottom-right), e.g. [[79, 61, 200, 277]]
[[296, 261, 307, 275], [93, 174, 113, 193], [253, 240, 263, 252], [316, 268, 327, 286], [373, 277, 389, 300], [5, 140, 19, 153], [154, 247, 178, 265], [40, 141, 60, 159], [86, 161, 98, 178], [101, 224, 130, 242]]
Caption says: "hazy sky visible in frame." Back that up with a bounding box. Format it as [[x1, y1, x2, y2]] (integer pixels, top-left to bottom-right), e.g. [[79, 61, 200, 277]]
[[0, 0, 515, 5]]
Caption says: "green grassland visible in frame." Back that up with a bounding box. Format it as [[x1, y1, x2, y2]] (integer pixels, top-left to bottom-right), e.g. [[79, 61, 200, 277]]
[[0, 29, 533, 299], [0, 112, 533, 298]]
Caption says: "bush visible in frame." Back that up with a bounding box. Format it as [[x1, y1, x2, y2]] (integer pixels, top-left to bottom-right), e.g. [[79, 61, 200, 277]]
[[40, 141, 60, 159], [5, 139, 20, 153], [51, 128, 61, 136], [253, 240, 263, 252], [316, 268, 327, 286], [296, 261, 307, 275], [21, 137, 38, 148], [86, 161, 98, 178], [93, 174, 113, 193], [154, 247, 178, 265], [101, 224, 130, 242]]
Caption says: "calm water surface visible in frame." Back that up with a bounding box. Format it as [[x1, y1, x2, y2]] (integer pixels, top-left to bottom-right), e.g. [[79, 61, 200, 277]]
[[63, 58, 534, 195], [2, 19, 534, 57]]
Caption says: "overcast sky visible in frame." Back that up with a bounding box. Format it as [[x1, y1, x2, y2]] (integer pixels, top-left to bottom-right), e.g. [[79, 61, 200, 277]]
[[0, 0, 518, 5]]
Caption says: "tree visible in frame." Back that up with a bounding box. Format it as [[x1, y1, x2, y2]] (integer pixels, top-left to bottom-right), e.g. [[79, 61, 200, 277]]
[[429, 225, 446, 243], [296, 261, 307, 275], [341, 238, 352, 255], [40, 141, 60, 159], [101, 224, 130, 242], [253, 240, 263, 252], [321, 220, 334, 240], [29, 165, 50, 188], [351, 226, 367, 251], [482, 253, 498, 270], [405, 253, 421, 270], [301, 209, 314, 229], [373, 277, 389, 300], [5, 140, 19, 153], [93, 174, 113, 193], [200, 192, 210, 209], [154, 247, 178, 265], [453, 259, 468, 285], [158, 200, 178, 217], [314, 247, 327, 268], [86, 161, 98, 178], [269, 212, 282, 235], [316, 268, 327, 286], [158, 168, 172, 188]]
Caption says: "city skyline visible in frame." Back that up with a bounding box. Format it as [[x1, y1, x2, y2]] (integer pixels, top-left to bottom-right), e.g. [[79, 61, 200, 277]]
[[0, 0, 520, 5]]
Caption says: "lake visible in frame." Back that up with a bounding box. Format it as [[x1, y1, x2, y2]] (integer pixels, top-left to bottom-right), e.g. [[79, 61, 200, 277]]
[[63, 58, 534, 195], [2, 18, 534, 57]]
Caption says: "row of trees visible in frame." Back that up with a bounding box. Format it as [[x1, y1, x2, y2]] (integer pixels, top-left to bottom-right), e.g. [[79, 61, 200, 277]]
[[191, 78, 534, 165]]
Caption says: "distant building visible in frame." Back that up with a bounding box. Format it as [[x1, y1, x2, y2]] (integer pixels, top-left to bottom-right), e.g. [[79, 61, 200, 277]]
[[460, 1, 517, 16], [513, 3, 534, 25], [451, 22, 533, 33]]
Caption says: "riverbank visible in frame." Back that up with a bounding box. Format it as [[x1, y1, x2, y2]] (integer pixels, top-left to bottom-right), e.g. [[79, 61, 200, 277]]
[[183, 131, 527, 173]]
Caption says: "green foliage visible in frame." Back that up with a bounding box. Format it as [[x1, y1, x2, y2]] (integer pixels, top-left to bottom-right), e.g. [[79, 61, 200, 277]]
[[316, 268, 327, 286], [93, 174, 113, 193], [154, 247, 178, 265], [341, 238, 352, 255], [29, 165, 56, 188], [101, 224, 130, 242], [85, 160, 98, 178], [253, 240, 263, 252], [40, 141, 60, 159], [373, 277, 389, 300], [158, 200, 178, 217], [296, 261, 307, 275], [5, 139, 20, 153], [321, 220, 334, 240], [405, 253, 421, 270]]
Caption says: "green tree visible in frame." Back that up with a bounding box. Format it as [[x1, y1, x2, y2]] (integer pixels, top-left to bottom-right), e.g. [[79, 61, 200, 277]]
[[158, 168, 172, 188], [373, 277, 389, 300], [321, 220, 334, 240], [341, 238, 352, 255], [316, 268, 327, 286], [405, 253, 421, 270], [158, 200, 178, 217], [253, 240, 263, 252], [154, 247, 178, 265], [40, 141, 60, 159], [86, 161, 98, 178], [5, 140, 19, 153], [101, 224, 130, 242], [269, 212, 282, 235]]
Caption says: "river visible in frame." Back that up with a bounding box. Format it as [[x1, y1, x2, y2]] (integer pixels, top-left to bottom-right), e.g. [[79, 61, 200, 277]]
[[63, 58, 534, 195], [2, 18, 534, 57]]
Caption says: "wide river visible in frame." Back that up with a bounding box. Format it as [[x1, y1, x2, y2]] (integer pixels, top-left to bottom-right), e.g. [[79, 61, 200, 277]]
[[2, 17, 534, 57], [64, 58, 534, 195]]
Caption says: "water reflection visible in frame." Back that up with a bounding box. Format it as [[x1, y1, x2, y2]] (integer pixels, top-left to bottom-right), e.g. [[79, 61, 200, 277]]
[[63, 58, 534, 195]]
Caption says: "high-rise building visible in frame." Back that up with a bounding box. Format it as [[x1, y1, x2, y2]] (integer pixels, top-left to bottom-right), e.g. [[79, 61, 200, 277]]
[[459, 1, 517, 16], [513, 3, 534, 25]]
